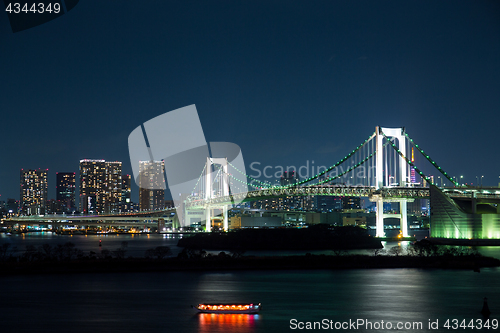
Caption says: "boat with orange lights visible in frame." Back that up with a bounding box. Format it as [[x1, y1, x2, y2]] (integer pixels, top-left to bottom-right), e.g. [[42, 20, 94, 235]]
[[192, 303, 262, 314]]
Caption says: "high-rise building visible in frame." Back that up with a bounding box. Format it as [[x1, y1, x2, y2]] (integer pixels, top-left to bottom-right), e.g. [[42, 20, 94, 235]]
[[6, 198, 18, 216], [46, 199, 62, 214], [79, 160, 122, 214], [104, 161, 122, 213], [138, 161, 165, 211], [80, 160, 105, 214], [56, 172, 76, 213], [20, 169, 48, 215], [121, 174, 132, 212]]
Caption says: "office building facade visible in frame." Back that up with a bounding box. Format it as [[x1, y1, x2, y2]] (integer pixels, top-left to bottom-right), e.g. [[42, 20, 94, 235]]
[[20, 169, 48, 215], [121, 174, 132, 212], [79, 159, 122, 214], [56, 172, 76, 213], [138, 161, 165, 211]]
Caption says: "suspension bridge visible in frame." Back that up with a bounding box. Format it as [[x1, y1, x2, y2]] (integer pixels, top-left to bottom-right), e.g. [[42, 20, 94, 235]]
[[5, 126, 500, 239], [182, 126, 500, 238]]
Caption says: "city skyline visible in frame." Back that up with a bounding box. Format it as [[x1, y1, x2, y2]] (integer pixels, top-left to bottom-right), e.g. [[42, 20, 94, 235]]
[[3, 149, 495, 214], [2, 3, 499, 332], [1, 1, 499, 201]]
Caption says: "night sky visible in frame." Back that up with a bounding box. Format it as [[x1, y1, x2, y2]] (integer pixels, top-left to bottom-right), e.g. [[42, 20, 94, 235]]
[[1, 1, 499, 203]]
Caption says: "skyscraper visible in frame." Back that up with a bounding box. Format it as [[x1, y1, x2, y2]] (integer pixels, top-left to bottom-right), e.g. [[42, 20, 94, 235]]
[[80, 159, 105, 214], [121, 174, 132, 212], [20, 169, 48, 215], [138, 161, 165, 211], [104, 161, 122, 213], [79, 159, 122, 214], [56, 172, 76, 213]]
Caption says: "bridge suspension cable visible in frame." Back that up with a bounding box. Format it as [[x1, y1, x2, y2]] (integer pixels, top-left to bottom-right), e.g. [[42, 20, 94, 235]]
[[188, 128, 459, 203], [227, 132, 377, 189], [381, 132, 463, 237], [381, 132, 431, 185], [404, 132, 459, 187], [189, 163, 207, 196], [227, 160, 273, 188]]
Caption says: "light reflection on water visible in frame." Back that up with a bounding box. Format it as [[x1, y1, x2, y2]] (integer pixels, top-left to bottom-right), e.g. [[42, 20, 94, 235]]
[[2, 231, 500, 259], [198, 313, 260, 333], [0, 269, 499, 333], [2, 231, 500, 333]]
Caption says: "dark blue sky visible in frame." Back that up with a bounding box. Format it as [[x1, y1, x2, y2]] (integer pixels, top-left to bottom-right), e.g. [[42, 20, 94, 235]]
[[1, 1, 499, 202]]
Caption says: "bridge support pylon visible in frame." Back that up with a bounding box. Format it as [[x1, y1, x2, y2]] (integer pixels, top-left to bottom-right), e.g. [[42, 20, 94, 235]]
[[203, 156, 230, 232], [376, 198, 384, 238], [205, 208, 212, 232], [400, 200, 408, 237], [223, 206, 228, 231], [374, 126, 409, 238], [373, 197, 409, 238]]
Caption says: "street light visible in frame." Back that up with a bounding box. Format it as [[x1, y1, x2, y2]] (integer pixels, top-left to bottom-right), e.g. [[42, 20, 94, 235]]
[[481, 175, 484, 187]]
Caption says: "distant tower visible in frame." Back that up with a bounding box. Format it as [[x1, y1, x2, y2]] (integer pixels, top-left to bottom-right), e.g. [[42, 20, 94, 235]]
[[138, 161, 165, 211], [410, 147, 416, 184], [56, 172, 76, 213], [20, 169, 48, 215]]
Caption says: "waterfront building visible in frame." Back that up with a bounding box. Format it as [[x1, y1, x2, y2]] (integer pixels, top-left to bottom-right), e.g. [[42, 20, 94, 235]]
[[46, 199, 62, 214], [6, 198, 18, 215], [138, 161, 165, 211], [80, 160, 105, 214], [56, 172, 76, 213], [121, 174, 132, 212], [20, 169, 48, 215], [79, 159, 122, 214], [104, 161, 122, 213]]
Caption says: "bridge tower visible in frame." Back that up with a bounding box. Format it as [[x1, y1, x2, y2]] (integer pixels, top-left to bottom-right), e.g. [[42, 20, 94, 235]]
[[375, 126, 409, 238], [204, 157, 230, 232]]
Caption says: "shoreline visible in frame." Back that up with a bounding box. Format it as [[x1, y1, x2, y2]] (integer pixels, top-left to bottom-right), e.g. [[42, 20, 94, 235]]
[[1, 254, 498, 275]]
